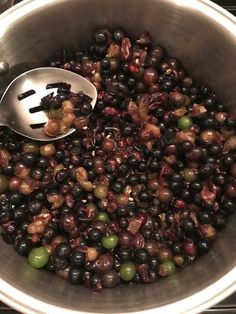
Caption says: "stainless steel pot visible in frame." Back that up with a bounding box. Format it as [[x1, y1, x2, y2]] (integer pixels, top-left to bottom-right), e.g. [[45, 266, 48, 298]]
[[0, 0, 236, 313]]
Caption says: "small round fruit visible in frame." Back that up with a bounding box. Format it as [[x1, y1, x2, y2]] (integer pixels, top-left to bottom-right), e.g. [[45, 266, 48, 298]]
[[159, 260, 176, 277], [120, 261, 136, 281], [94, 185, 108, 199], [178, 116, 193, 130], [68, 267, 83, 284], [28, 247, 49, 269], [96, 212, 109, 222], [102, 235, 119, 249]]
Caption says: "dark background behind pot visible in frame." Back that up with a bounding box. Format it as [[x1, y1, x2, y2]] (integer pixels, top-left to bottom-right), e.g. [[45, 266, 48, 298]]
[[0, 0, 235, 313]]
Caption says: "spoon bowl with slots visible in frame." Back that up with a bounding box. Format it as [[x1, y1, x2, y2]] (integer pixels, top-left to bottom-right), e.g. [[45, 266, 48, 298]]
[[0, 67, 97, 141]]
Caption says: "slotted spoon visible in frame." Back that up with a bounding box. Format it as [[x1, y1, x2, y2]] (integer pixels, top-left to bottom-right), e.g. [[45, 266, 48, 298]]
[[0, 67, 97, 141]]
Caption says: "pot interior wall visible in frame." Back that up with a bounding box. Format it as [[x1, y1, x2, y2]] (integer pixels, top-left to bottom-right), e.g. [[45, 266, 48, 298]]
[[0, 0, 236, 313], [0, 0, 236, 105]]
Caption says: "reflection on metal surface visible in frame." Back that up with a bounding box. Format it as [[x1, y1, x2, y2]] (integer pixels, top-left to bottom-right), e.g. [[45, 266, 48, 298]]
[[0, 0, 44, 37], [0, 61, 9, 75], [175, 0, 236, 36], [0, 0, 13, 14]]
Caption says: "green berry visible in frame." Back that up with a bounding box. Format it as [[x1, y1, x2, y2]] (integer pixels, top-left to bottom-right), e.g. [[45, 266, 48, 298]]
[[94, 185, 108, 199], [120, 261, 136, 281], [183, 168, 198, 182], [28, 247, 49, 269], [178, 116, 193, 130], [159, 260, 176, 277], [101, 234, 118, 249], [96, 212, 109, 222]]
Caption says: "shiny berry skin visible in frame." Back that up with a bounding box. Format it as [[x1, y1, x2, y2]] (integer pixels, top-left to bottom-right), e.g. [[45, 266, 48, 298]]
[[223, 155, 234, 167], [28, 200, 42, 215], [222, 199, 236, 214], [102, 235, 119, 249], [182, 219, 196, 235], [55, 150, 65, 161], [198, 211, 212, 224], [35, 190, 46, 201], [127, 156, 138, 167], [197, 239, 210, 255], [101, 270, 119, 288], [96, 212, 109, 222], [94, 30, 106, 45], [139, 190, 151, 202], [143, 67, 158, 86], [87, 228, 102, 244], [199, 164, 213, 178], [3, 164, 14, 176], [181, 140, 193, 152], [157, 246, 172, 262], [163, 80, 174, 92], [209, 144, 221, 155], [13, 207, 25, 221], [9, 192, 23, 205], [54, 243, 72, 259], [189, 181, 202, 193], [149, 159, 160, 171], [128, 175, 139, 185], [128, 62, 140, 74], [118, 248, 133, 262], [159, 261, 175, 277], [101, 58, 110, 70], [89, 273, 102, 289], [28, 247, 49, 269], [15, 238, 31, 256], [183, 240, 197, 256], [55, 170, 69, 183], [111, 181, 123, 193], [172, 243, 182, 255], [148, 256, 159, 269], [22, 153, 36, 167], [134, 249, 149, 264], [69, 267, 84, 284], [113, 29, 125, 43], [117, 207, 128, 217], [178, 116, 193, 129], [138, 161, 147, 171], [204, 96, 216, 109], [72, 184, 83, 197], [139, 174, 148, 183], [120, 261, 136, 281], [70, 251, 86, 267], [169, 180, 182, 192], [94, 185, 108, 199]]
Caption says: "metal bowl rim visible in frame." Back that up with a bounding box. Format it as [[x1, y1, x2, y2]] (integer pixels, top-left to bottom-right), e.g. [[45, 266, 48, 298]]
[[0, 0, 236, 313]]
